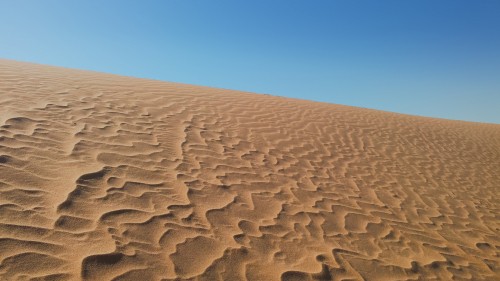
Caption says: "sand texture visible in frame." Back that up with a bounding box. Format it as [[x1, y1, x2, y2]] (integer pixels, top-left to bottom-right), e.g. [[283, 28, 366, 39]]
[[0, 59, 499, 281]]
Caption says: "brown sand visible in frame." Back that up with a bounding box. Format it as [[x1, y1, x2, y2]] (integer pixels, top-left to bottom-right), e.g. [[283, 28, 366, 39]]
[[0, 59, 499, 281]]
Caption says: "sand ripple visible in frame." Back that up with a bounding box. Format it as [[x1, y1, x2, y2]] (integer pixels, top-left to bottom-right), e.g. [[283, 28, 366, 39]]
[[0, 59, 499, 280]]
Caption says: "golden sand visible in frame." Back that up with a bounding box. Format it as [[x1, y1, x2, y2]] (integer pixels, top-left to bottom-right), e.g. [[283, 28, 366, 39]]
[[0, 59, 499, 280]]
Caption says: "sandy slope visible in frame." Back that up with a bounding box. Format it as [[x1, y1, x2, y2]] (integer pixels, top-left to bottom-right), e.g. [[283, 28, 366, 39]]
[[0, 59, 499, 281]]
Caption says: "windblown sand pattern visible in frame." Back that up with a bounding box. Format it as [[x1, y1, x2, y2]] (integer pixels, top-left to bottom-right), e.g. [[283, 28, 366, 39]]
[[0, 59, 499, 281]]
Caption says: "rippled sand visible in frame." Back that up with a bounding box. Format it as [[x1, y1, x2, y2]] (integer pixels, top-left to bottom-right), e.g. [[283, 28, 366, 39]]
[[0, 59, 499, 280]]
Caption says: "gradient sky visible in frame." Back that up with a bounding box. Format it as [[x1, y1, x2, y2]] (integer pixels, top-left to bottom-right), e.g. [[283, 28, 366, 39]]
[[1, 1, 499, 123]]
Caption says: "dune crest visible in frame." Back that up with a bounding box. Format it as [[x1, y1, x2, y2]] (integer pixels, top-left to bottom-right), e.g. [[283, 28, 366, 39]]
[[0, 59, 499, 280]]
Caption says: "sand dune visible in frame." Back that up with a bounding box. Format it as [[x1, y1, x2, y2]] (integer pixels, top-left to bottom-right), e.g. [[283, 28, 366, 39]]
[[0, 59, 499, 281]]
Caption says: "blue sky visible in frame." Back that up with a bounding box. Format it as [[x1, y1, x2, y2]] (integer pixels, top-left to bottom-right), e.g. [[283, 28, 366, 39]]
[[1, 1, 499, 123]]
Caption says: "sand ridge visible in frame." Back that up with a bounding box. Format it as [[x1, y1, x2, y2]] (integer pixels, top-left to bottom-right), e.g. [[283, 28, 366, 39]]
[[0, 59, 499, 280]]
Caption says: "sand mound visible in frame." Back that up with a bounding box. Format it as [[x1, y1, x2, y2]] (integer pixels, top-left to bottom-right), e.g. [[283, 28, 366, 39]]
[[0, 59, 499, 280]]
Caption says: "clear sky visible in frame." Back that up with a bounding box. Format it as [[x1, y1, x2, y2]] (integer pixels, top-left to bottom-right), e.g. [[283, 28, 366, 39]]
[[1, 1, 499, 123]]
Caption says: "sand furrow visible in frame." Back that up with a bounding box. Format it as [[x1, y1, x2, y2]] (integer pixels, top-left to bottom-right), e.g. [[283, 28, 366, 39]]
[[0, 59, 499, 280]]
